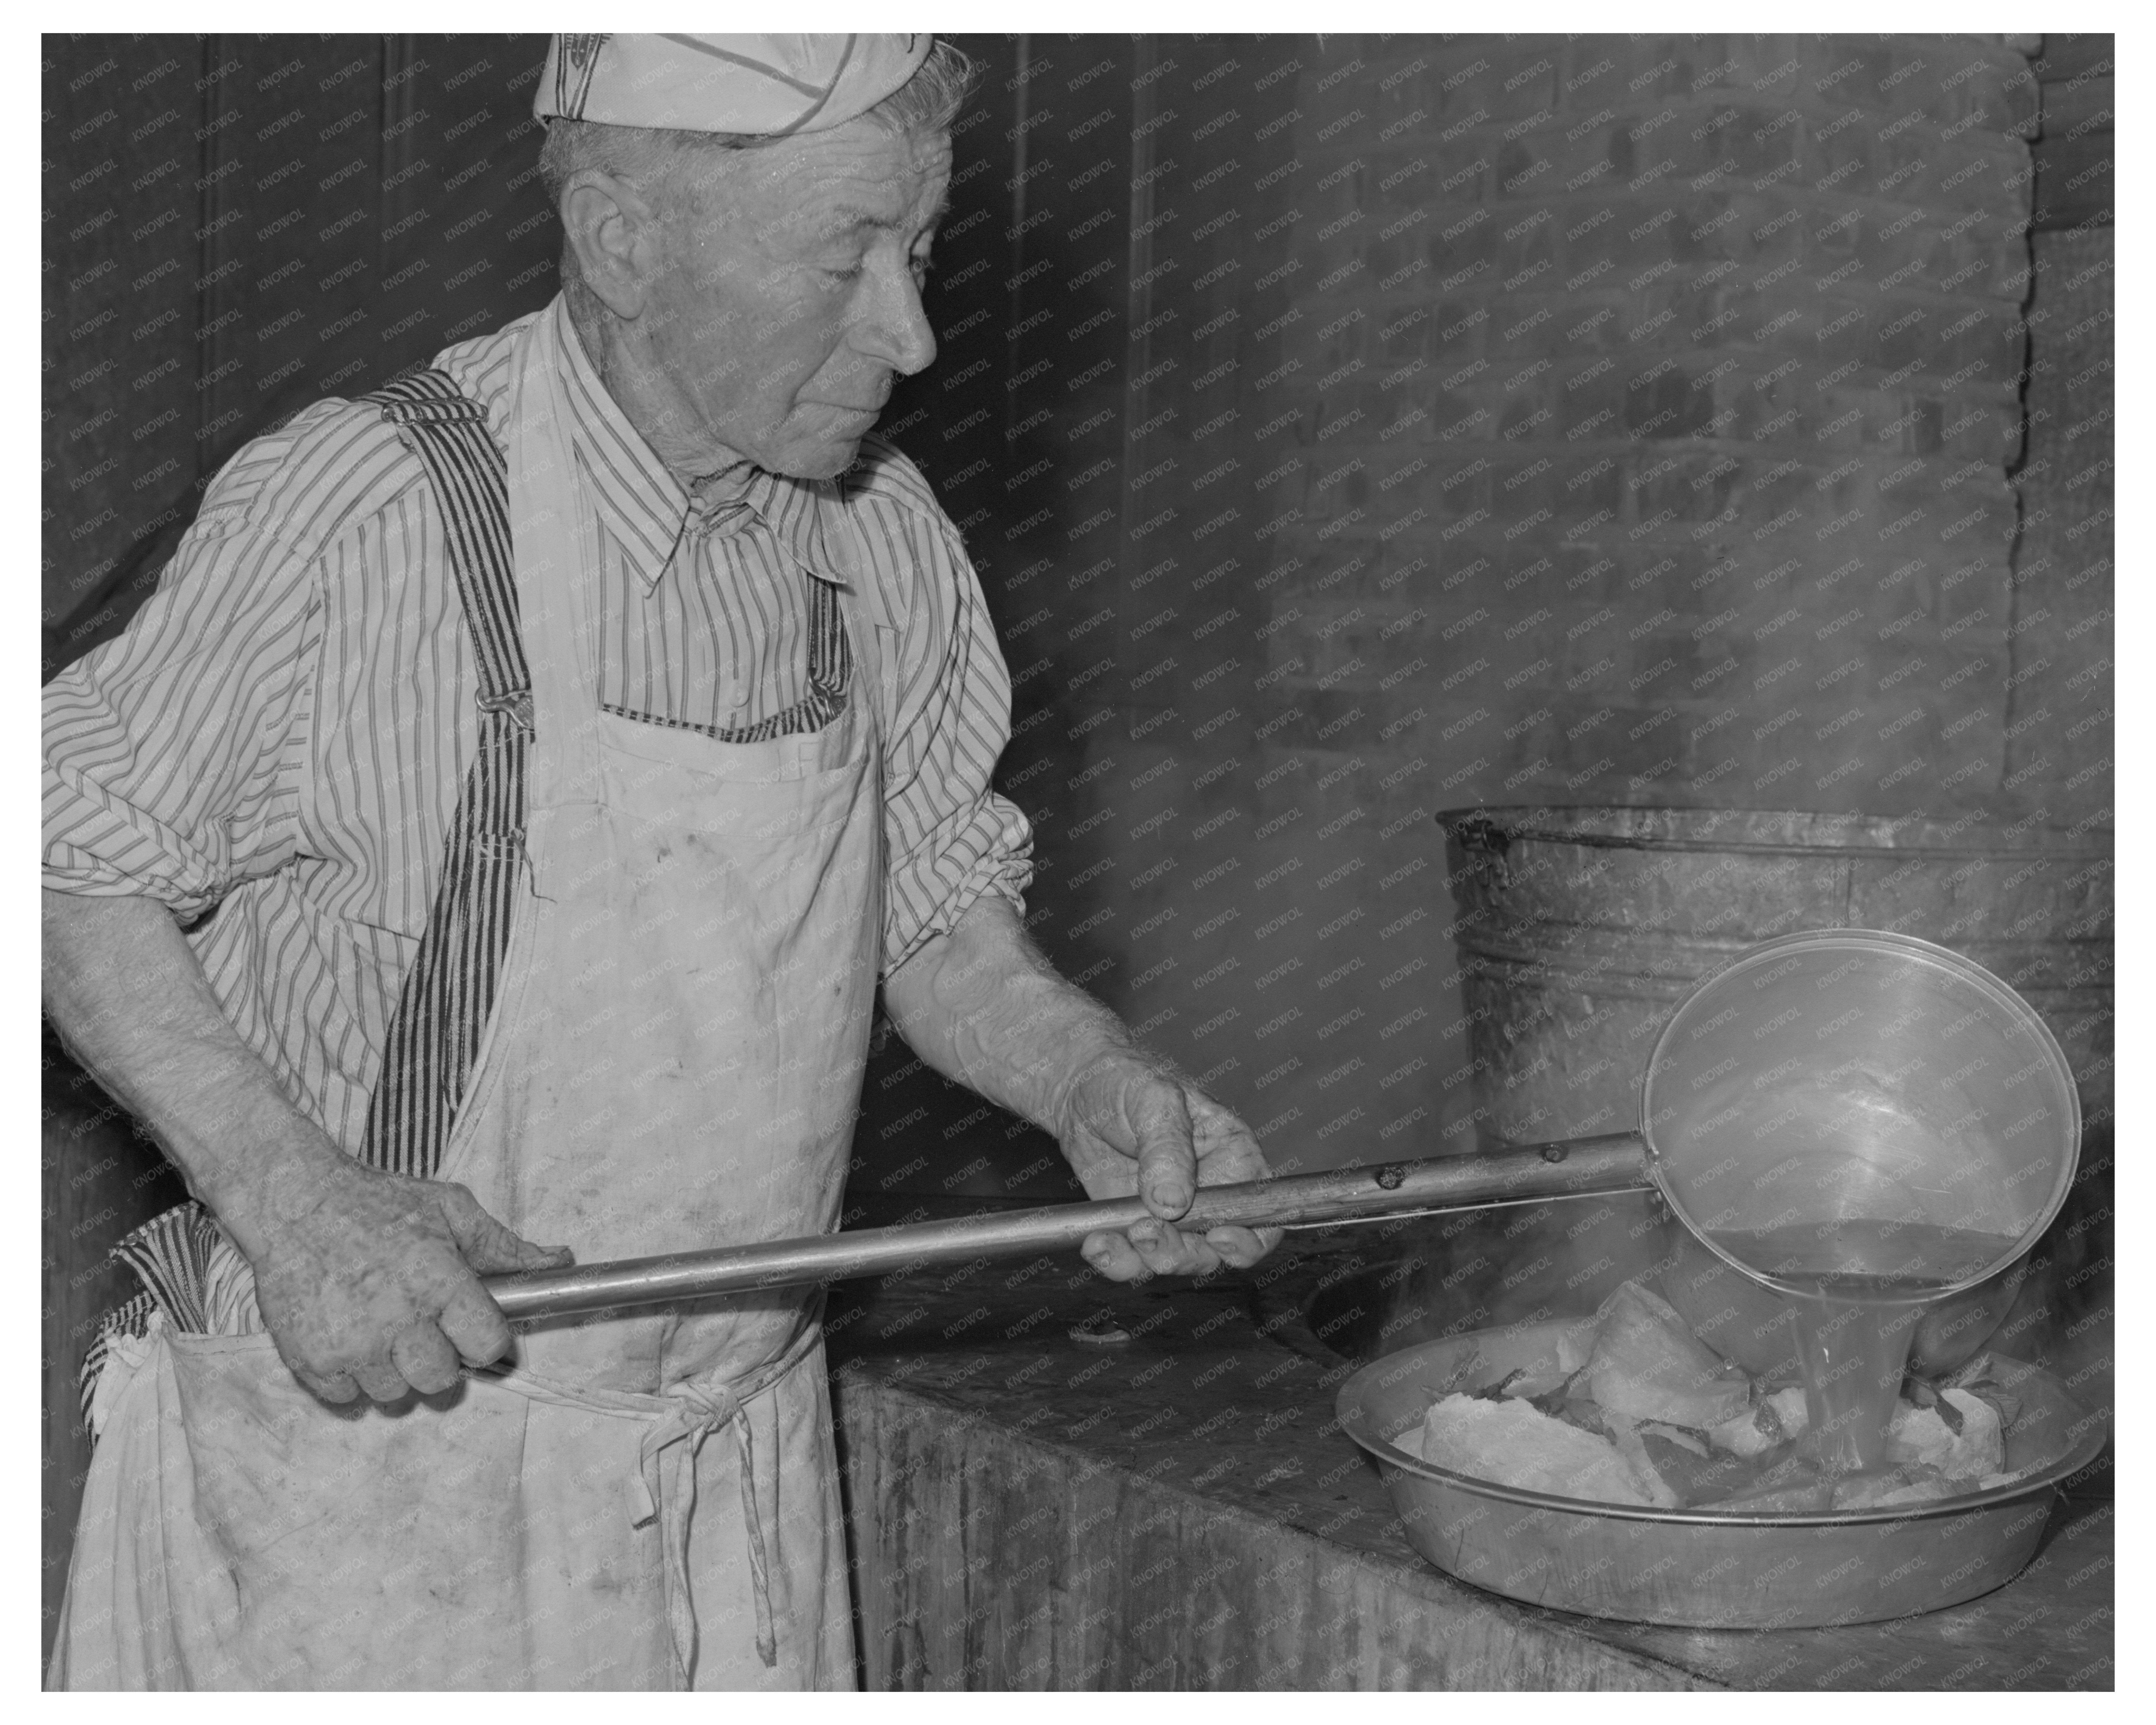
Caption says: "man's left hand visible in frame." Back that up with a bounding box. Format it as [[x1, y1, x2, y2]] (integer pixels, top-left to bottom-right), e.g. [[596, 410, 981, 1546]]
[[1054, 1048, 1281, 1281]]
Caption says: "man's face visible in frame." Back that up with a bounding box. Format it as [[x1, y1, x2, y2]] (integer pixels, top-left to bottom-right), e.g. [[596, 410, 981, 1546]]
[[642, 118, 951, 480]]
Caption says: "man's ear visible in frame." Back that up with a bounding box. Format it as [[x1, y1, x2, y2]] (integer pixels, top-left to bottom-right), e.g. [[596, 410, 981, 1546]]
[[561, 171, 660, 321]]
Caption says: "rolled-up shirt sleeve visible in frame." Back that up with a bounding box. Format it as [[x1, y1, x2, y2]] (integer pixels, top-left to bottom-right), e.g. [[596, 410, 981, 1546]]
[[871, 500, 1034, 975], [43, 498, 318, 922]]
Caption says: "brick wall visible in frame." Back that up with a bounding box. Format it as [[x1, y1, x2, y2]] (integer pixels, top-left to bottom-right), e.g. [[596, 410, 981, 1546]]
[[1275, 32, 2041, 814]]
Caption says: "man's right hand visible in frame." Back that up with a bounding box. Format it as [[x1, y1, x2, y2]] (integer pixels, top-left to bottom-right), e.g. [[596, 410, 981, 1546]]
[[42, 892, 575, 1406], [245, 1158, 574, 1404]]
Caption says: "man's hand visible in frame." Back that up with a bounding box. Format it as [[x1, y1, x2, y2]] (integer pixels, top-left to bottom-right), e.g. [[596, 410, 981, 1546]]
[[246, 1158, 572, 1404], [1054, 1047, 1282, 1282], [881, 895, 1282, 1283], [42, 892, 571, 1404]]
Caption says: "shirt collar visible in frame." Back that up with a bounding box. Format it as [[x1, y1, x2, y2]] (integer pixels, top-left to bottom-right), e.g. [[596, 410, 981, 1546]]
[[545, 297, 846, 594]]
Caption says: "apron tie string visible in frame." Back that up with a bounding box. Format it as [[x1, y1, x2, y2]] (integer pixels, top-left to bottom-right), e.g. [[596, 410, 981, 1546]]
[[472, 1320, 820, 1686], [629, 1381, 779, 1679]]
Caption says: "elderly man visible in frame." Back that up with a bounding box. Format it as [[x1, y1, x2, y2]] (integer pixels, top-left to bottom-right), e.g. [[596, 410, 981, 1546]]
[[44, 34, 1274, 1690]]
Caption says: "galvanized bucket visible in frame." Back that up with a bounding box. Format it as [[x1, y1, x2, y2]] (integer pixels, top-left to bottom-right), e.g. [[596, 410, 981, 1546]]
[[1437, 806, 2113, 1149]]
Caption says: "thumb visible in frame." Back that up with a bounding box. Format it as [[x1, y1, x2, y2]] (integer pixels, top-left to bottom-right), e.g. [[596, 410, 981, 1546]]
[[1132, 1083, 1198, 1222], [438, 1185, 574, 1275]]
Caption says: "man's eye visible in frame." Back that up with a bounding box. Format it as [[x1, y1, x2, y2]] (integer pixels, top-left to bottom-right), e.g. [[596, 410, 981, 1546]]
[[821, 264, 864, 284]]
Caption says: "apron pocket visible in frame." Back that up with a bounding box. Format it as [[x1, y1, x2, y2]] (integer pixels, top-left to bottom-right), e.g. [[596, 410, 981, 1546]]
[[164, 1333, 537, 1687]]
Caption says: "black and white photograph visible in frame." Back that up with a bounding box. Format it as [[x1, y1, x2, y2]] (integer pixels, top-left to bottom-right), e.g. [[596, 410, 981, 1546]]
[[38, 18, 2120, 1693]]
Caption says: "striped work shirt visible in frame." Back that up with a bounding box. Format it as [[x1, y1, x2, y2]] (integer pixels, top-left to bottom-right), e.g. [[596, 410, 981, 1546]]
[[43, 298, 1033, 1153]]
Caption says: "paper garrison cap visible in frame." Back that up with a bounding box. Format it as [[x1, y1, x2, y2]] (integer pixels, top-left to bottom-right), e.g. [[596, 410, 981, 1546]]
[[535, 34, 935, 137]]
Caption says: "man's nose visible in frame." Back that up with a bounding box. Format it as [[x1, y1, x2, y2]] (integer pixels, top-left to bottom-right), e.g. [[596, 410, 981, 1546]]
[[851, 259, 937, 377]]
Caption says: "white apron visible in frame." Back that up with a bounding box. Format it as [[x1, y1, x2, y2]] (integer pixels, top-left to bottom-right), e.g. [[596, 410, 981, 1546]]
[[49, 314, 891, 1690]]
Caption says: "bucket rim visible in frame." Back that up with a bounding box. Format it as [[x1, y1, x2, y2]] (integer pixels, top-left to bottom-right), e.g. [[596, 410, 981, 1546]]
[[1435, 803, 2114, 861]]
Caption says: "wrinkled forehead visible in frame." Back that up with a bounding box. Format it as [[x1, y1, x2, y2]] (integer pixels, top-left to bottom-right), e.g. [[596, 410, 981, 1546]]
[[682, 121, 953, 235]]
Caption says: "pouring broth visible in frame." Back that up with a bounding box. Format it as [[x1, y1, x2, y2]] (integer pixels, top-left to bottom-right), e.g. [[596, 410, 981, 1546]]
[[1709, 1219, 2021, 1475]]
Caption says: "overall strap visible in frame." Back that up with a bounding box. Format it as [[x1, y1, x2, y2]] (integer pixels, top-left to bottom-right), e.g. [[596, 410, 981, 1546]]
[[76, 371, 529, 1425], [358, 370, 532, 1178]]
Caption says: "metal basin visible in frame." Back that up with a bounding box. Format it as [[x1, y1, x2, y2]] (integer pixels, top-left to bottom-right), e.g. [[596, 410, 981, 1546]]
[[1335, 1318, 2107, 1629]]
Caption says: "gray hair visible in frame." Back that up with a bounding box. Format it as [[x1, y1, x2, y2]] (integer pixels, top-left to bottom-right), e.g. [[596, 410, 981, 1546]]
[[537, 37, 978, 212]]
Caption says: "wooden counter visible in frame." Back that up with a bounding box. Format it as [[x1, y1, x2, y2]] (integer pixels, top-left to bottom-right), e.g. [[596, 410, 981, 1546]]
[[824, 1228, 2114, 1691]]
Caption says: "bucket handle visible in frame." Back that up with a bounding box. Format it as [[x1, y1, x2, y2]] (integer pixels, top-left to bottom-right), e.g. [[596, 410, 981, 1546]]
[[1447, 813, 1513, 887]]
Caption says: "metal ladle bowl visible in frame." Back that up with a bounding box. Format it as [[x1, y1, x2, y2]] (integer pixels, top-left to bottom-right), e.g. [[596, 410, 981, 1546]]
[[1642, 929, 2082, 1301]]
